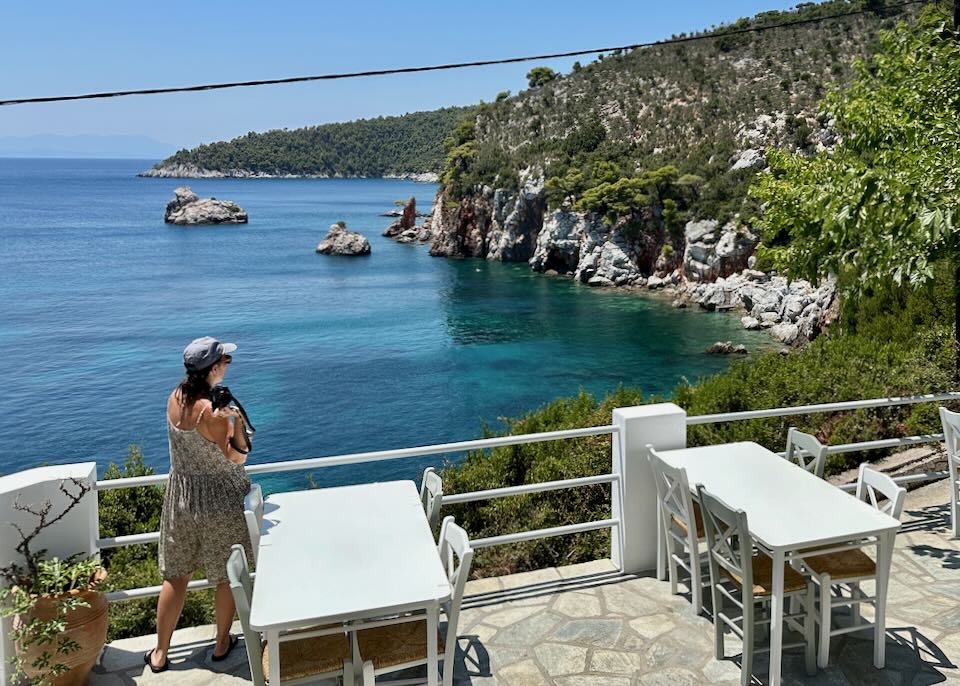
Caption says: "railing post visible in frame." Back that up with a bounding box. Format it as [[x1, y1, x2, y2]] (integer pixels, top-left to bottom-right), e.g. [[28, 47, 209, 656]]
[[611, 403, 686, 574], [0, 463, 99, 686]]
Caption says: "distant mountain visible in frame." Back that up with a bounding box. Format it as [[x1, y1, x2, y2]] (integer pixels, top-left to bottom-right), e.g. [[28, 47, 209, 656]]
[[0, 134, 176, 159], [145, 107, 472, 179]]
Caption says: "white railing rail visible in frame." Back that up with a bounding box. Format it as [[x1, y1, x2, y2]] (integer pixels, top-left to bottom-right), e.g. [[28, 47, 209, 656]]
[[101, 426, 621, 601], [99, 391, 956, 602], [95, 425, 619, 491], [685, 391, 960, 425]]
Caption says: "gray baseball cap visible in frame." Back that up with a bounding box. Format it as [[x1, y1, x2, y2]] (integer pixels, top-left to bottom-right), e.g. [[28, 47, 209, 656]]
[[183, 336, 237, 371]]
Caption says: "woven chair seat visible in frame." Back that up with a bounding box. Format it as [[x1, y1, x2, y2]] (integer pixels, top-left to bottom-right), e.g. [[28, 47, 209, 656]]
[[261, 632, 350, 682], [804, 549, 875, 580], [357, 620, 446, 670], [722, 554, 808, 596], [671, 501, 705, 538]]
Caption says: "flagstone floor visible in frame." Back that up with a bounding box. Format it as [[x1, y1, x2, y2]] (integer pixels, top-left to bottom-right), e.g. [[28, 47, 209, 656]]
[[92, 482, 960, 685]]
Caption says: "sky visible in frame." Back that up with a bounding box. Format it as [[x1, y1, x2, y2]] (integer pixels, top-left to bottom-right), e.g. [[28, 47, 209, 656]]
[[0, 0, 801, 155]]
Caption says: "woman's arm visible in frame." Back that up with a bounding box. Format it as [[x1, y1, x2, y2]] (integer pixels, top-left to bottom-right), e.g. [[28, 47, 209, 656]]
[[201, 406, 249, 465]]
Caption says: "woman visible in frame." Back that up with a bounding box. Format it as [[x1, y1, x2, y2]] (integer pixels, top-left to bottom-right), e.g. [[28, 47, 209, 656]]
[[145, 336, 253, 672]]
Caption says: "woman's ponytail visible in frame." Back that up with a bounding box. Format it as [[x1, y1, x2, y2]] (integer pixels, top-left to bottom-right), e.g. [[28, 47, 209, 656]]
[[178, 366, 211, 409]]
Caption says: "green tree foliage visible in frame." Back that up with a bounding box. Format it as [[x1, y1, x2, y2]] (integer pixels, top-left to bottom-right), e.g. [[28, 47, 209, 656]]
[[751, 6, 960, 366], [443, 1, 922, 228], [526, 66, 559, 88], [153, 107, 472, 177]]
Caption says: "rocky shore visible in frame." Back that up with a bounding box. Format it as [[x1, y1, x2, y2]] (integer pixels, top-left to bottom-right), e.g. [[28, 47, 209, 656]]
[[419, 175, 837, 345], [141, 163, 438, 182], [163, 187, 247, 225]]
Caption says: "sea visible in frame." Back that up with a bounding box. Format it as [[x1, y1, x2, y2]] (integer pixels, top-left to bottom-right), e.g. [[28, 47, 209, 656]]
[[0, 158, 767, 492]]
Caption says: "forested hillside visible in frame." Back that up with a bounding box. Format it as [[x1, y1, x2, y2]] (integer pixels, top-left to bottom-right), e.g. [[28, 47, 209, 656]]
[[146, 107, 471, 177], [443, 0, 920, 224]]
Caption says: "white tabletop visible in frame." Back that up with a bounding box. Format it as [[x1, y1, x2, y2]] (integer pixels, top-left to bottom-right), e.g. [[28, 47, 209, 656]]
[[656, 442, 900, 551], [249, 480, 452, 631]]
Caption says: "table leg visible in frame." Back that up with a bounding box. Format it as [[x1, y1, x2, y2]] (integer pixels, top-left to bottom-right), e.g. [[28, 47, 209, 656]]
[[768, 549, 785, 686], [427, 605, 439, 686], [266, 629, 281, 686], [874, 531, 895, 669]]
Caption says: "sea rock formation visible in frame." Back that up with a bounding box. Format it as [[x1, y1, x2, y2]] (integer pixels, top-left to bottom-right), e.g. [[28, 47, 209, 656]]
[[706, 341, 748, 355], [315, 223, 371, 256], [163, 187, 247, 225], [383, 197, 418, 237]]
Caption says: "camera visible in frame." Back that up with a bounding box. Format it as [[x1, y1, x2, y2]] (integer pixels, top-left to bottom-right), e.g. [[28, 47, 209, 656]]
[[209, 384, 256, 451]]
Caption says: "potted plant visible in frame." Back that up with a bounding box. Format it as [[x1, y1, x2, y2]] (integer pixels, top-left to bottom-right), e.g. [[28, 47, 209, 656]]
[[0, 479, 108, 686]]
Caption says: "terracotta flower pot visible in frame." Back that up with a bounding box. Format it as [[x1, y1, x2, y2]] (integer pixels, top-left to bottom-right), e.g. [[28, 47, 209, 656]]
[[16, 568, 108, 686]]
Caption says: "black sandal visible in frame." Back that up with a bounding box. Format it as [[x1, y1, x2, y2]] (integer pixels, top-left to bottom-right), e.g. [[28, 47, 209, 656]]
[[211, 634, 239, 662], [144, 649, 169, 673]]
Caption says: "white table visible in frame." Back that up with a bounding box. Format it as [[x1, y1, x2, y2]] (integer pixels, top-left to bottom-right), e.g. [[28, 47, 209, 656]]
[[657, 442, 900, 686], [249, 480, 452, 686]]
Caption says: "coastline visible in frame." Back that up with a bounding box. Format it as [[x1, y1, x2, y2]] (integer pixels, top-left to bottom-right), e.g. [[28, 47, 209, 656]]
[[138, 164, 439, 183]]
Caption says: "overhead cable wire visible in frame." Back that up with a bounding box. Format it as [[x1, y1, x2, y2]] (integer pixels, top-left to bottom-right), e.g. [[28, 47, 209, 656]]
[[0, 0, 931, 107]]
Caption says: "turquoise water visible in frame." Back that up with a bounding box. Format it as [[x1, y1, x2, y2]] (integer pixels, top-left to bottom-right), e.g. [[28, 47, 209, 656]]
[[0, 158, 766, 490]]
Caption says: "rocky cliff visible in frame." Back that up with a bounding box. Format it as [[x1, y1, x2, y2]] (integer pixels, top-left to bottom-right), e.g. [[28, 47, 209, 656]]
[[426, 179, 835, 344], [428, 174, 546, 262]]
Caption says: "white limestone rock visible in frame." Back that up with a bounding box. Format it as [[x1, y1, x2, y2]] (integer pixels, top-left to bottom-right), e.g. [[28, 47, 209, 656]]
[[683, 220, 758, 282], [770, 322, 800, 345], [730, 148, 767, 171], [315, 224, 371, 256], [163, 186, 247, 225]]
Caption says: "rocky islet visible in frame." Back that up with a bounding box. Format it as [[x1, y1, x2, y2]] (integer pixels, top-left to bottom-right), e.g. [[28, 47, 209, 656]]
[[163, 186, 247, 225], [316, 223, 371, 256]]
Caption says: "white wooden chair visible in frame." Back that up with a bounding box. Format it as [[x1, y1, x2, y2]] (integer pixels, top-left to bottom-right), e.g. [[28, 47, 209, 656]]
[[244, 483, 264, 563], [938, 406, 960, 538], [355, 516, 473, 686], [420, 467, 444, 533], [697, 486, 816, 686], [226, 545, 370, 686], [648, 445, 709, 615], [803, 465, 905, 668], [785, 427, 828, 479]]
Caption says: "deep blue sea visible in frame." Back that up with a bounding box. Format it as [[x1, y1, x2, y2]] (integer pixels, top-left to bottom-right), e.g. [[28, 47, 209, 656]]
[[0, 158, 767, 491]]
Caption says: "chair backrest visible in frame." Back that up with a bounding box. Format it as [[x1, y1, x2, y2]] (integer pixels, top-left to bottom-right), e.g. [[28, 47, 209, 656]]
[[856, 465, 906, 520], [420, 467, 443, 532], [437, 516, 473, 646], [696, 485, 754, 600], [940, 407, 960, 469], [244, 483, 264, 563], [785, 427, 828, 479], [647, 446, 698, 544], [226, 544, 266, 686]]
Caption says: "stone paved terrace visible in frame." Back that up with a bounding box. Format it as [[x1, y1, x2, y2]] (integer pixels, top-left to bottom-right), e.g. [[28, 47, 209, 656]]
[[92, 482, 960, 686]]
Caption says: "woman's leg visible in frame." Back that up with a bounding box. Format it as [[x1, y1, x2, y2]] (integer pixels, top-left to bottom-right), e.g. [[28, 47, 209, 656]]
[[151, 575, 190, 667], [213, 582, 237, 656]]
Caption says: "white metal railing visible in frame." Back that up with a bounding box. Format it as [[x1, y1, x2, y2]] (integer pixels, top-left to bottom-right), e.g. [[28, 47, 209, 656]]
[[99, 391, 956, 603], [101, 425, 620, 601], [95, 425, 618, 491], [685, 391, 960, 425]]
